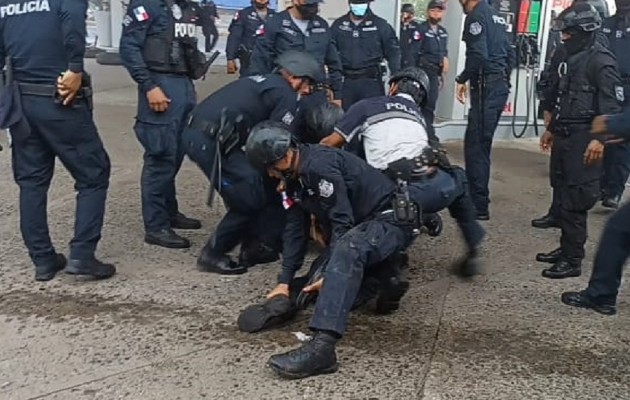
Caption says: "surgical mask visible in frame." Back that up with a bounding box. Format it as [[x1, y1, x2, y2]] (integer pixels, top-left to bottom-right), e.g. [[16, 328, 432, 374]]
[[350, 4, 369, 17], [296, 3, 319, 20]]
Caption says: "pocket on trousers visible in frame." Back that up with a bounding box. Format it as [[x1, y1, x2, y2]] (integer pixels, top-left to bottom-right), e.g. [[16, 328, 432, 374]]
[[134, 122, 175, 159], [220, 178, 265, 213], [75, 140, 111, 183], [565, 180, 600, 212]]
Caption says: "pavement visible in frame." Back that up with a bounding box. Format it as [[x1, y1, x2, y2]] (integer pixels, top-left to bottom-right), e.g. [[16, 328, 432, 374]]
[[1, 60, 630, 400]]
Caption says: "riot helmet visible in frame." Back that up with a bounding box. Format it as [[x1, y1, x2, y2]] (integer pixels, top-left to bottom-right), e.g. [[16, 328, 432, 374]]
[[388, 67, 431, 107], [245, 121, 295, 172], [304, 102, 345, 143], [551, 3, 602, 32], [275, 50, 322, 83], [573, 0, 609, 19]]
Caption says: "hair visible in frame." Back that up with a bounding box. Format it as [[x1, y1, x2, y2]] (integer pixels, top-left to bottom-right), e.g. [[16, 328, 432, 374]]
[[396, 79, 426, 106]]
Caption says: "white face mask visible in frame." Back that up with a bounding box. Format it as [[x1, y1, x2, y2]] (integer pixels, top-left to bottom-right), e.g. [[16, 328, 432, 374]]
[[349, 3, 368, 17]]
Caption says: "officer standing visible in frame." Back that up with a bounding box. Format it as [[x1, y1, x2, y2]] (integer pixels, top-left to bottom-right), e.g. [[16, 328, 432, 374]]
[[330, 0, 400, 111], [536, 3, 623, 280], [600, 0, 630, 209], [0, 0, 116, 281], [246, 123, 416, 378], [120, 0, 206, 249], [408, 0, 449, 126], [182, 51, 320, 274], [199, 0, 219, 52], [561, 107, 630, 316], [226, 0, 275, 77], [455, 0, 512, 220], [399, 3, 419, 69]]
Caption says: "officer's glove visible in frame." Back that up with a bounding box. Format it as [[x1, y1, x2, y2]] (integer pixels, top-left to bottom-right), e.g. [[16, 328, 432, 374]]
[[227, 60, 238, 74]]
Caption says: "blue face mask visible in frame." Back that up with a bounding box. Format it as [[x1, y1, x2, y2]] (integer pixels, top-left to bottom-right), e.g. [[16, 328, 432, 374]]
[[350, 4, 369, 17]]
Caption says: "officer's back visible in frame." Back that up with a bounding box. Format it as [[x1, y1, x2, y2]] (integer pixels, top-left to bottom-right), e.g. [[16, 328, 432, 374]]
[[464, 1, 508, 75]]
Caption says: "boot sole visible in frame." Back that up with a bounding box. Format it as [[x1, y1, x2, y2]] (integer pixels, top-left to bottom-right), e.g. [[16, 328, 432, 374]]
[[65, 270, 116, 281], [560, 297, 617, 316], [196, 261, 248, 275], [268, 361, 339, 379], [541, 271, 581, 279], [535, 256, 560, 264], [145, 237, 191, 249]]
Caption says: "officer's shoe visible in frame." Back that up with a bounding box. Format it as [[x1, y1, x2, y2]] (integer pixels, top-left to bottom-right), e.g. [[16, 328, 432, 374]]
[[542, 259, 581, 279], [170, 212, 202, 230], [35, 253, 67, 282], [560, 291, 617, 316], [452, 250, 481, 278], [476, 211, 490, 221], [197, 247, 247, 275], [268, 331, 339, 379], [65, 258, 116, 280], [531, 214, 560, 229], [145, 229, 191, 249], [601, 195, 620, 209], [422, 214, 443, 237], [536, 247, 562, 264], [238, 241, 280, 268]]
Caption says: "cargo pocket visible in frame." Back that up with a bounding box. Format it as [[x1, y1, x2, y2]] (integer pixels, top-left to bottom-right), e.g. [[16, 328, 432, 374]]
[[565, 180, 600, 212], [74, 139, 111, 185], [134, 121, 176, 159]]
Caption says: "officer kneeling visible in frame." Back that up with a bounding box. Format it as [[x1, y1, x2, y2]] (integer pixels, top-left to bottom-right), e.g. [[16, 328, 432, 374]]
[[246, 122, 418, 379]]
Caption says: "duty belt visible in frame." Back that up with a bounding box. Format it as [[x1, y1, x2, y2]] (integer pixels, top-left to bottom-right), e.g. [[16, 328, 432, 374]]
[[186, 114, 219, 137], [18, 82, 91, 99], [343, 65, 382, 80]]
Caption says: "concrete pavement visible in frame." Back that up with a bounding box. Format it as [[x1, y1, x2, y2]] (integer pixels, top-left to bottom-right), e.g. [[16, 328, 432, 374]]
[[1, 60, 629, 400]]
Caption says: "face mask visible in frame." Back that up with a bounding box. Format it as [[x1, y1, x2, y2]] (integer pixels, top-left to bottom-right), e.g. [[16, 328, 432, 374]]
[[296, 3, 319, 20], [350, 4, 369, 17], [428, 17, 441, 24], [562, 30, 592, 55]]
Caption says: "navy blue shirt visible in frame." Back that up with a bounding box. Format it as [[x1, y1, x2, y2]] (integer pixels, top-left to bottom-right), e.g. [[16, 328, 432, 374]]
[[408, 21, 448, 72], [278, 144, 395, 284], [602, 14, 630, 78], [225, 6, 274, 60], [400, 20, 420, 68], [0, 0, 86, 83], [457, 1, 510, 83], [249, 10, 344, 100], [330, 10, 400, 74]]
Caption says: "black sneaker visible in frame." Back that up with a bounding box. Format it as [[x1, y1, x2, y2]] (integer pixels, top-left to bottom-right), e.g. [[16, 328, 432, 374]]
[[66, 258, 116, 280], [35, 253, 67, 282]]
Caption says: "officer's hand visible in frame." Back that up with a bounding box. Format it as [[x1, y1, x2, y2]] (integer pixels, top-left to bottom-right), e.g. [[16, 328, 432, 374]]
[[227, 60, 238, 74], [456, 83, 467, 104], [584, 139, 604, 165], [540, 130, 553, 153], [330, 99, 342, 108], [303, 278, 323, 293], [56, 70, 82, 106], [591, 115, 608, 135], [146, 87, 171, 113], [266, 283, 290, 299], [543, 111, 552, 128]]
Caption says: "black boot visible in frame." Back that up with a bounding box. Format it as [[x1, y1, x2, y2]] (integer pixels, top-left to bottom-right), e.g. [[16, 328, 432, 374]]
[[145, 229, 191, 249], [452, 249, 481, 278], [536, 247, 562, 264], [35, 253, 67, 282], [238, 240, 279, 268], [560, 291, 617, 315], [197, 246, 247, 275], [531, 214, 560, 229], [542, 259, 581, 279], [268, 331, 339, 379], [65, 258, 116, 280], [170, 212, 202, 230], [422, 214, 443, 237], [601, 195, 620, 209], [375, 260, 410, 314]]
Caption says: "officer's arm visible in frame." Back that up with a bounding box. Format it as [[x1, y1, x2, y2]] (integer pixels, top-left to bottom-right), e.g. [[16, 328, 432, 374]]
[[225, 11, 244, 60], [457, 15, 488, 83], [60, 0, 88, 73], [607, 107, 630, 139], [278, 206, 310, 284], [263, 85, 298, 127], [324, 37, 344, 101], [119, 0, 159, 93], [321, 101, 366, 147], [315, 164, 355, 244], [250, 17, 277, 74], [380, 21, 401, 74], [539, 47, 564, 112], [593, 56, 624, 117], [442, 31, 449, 73]]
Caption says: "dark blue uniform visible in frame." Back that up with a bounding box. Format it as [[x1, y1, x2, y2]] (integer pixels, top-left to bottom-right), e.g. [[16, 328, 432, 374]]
[[456, 1, 511, 217], [400, 20, 420, 69], [279, 145, 414, 336], [408, 21, 448, 126], [199, 0, 218, 52], [601, 14, 630, 205], [0, 0, 111, 272], [331, 10, 400, 111], [120, 0, 198, 235], [226, 5, 275, 77], [183, 74, 298, 260]]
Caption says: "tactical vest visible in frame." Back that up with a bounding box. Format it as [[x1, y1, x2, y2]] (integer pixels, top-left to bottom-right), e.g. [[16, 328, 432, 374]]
[[142, 0, 199, 74]]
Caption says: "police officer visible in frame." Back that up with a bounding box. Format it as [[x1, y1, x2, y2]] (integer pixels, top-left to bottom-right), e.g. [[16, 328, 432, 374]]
[[408, 0, 449, 126], [455, 0, 513, 220], [246, 123, 416, 378], [0, 0, 116, 281], [536, 3, 623, 279], [199, 0, 219, 52], [331, 0, 400, 111], [226, 0, 275, 77], [561, 107, 630, 315], [600, 0, 630, 209], [400, 3, 419, 69], [120, 0, 206, 249], [320, 67, 485, 275], [182, 51, 320, 274]]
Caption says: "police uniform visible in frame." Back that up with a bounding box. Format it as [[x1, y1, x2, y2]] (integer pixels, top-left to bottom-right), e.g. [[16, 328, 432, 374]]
[[183, 73, 299, 273], [455, 0, 512, 219], [400, 14, 419, 68], [538, 3, 623, 279], [331, 8, 400, 111], [120, 0, 201, 248], [199, 0, 219, 52], [408, 20, 448, 126], [600, 10, 630, 207], [0, 0, 115, 281], [226, 4, 275, 77]]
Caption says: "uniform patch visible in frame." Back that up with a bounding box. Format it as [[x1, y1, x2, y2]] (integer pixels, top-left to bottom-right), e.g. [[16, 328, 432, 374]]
[[616, 86, 625, 103], [248, 75, 267, 83], [255, 24, 265, 36], [233, 11, 239, 20], [133, 6, 149, 22], [318, 179, 334, 198], [469, 21, 482, 35], [413, 30, 422, 41], [171, 3, 182, 20], [281, 112, 294, 126]]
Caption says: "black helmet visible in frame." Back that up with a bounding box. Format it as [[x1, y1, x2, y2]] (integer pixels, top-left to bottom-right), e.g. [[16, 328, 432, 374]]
[[551, 3, 602, 32], [245, 121, 294, 171], [388, 67, 430, 106], [304, 102, 345, 143], [574, 0, 609, 18], [275, 50, 321, 82], [401, 3, 414, 13]]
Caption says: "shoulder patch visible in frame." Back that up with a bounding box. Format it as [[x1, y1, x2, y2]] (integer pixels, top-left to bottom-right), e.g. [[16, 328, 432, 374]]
[[282, 111, 294, 126], [469, 21, 482, 35], [133, 6, 149, 22], [318, 179, 334, 198], [616, 86, 625, 103]]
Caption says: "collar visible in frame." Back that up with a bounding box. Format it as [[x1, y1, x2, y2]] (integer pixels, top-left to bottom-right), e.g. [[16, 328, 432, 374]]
[[395, 93, 415, 102]]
